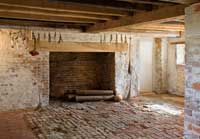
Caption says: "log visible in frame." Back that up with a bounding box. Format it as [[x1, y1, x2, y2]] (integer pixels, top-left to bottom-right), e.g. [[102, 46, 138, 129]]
[[76, 95, 114, 102], [75, 90, 114, 96]]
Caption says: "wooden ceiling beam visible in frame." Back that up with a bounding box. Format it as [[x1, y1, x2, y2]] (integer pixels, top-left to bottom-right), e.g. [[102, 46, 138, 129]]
[[0, 11, 102, 23], [87, 4, 186, 32], [53, 0, 156, 12], [113, 27, 181, 34], [0, 0, 132, 16], [116, 0, 175, 6], [158, 0, 198, 4], [129, 24, 185, 31], [0, 5, 114, 21], [0, 18, 90, 29]]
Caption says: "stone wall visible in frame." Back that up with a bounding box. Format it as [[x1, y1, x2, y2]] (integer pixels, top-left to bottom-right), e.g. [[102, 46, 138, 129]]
[[185, 3, 200, 138], [50, 52, 115, 97], [0, 29, 49, 111]]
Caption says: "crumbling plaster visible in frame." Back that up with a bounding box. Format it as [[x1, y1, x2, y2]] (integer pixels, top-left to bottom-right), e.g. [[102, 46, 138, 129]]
[[0, 29, 49, 111]]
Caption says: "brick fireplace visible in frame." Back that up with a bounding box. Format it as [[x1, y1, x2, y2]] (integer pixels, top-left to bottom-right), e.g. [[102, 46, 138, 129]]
[[50, 52, 115, 98], [0, 29, 138, 111]]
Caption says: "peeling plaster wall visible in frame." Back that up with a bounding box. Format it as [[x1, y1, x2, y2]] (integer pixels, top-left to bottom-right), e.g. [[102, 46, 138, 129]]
[[0, 29, 49, 111], [153, 38, 163, 93], [152, 38, 168, 93], [161, 38, 168, 92], [152, 37, 185, 95]]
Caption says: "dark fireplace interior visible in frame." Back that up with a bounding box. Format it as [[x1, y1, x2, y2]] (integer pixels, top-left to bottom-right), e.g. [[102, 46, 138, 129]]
[[50, 52, 115, 99]]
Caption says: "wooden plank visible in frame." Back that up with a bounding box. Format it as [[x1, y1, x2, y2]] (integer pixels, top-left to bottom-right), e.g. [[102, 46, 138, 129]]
[[87, 5, 186, 32], [0, 0, 132, 16], [170, 41, 185, 45], [129, 24, 185, 31], [168, 36, 185, 46], [159, 0, 198, 4], [28, 41, 128, 52], [0, 18, 91, 29], [116, 0, 175, 6], [0, 5, 113, 21], [0, 12, 101, 23]]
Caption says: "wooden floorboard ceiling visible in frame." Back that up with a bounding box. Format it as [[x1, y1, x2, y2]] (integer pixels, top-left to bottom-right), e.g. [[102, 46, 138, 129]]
[[0, 0, 197, 32]]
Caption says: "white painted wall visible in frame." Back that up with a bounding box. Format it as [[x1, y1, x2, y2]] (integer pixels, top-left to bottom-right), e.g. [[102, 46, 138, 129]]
[[138, 38, 154, 92]]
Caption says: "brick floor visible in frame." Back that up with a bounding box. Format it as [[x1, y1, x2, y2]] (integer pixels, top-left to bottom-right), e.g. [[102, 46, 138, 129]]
[[25, 96, 184, 139], [0, 111, 36, 139]]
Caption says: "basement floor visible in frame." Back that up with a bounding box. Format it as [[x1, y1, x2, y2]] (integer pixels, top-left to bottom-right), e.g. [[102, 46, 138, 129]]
[[0, 93, 184, 139]]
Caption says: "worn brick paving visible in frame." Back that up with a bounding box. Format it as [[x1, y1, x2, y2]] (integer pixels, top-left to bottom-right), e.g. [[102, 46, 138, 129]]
[[0, 111, 36, 139], [25, 97, 184, 139]]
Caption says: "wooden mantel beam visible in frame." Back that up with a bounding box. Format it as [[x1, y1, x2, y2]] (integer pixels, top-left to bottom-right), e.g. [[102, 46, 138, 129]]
[[87, 5, 186, 32], [29, 41, 128, 52]]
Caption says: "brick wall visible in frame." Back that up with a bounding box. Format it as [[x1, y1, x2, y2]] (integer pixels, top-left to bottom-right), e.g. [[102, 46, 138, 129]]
[[50, 52, 115, 97], [0, 29, 49, 111], [185, 3, 200, 138]]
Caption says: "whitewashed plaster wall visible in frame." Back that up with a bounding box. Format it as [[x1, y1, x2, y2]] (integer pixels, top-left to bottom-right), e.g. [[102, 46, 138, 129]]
[[167, 41, 185, 96], [138, 38, 154, 92]]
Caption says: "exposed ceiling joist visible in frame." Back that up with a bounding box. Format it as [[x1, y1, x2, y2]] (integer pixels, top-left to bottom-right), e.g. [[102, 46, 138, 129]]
[[0, 5, 115, 21], [0, 0, 132, 16], [128, 24, 185, 31], [53, 0, 158, 12], [158, 0, 199, 4], [115, 0, 175, 6], [0, 18, 91, 29], [87, 4, 186, 32], [0, 12, 101, 24]]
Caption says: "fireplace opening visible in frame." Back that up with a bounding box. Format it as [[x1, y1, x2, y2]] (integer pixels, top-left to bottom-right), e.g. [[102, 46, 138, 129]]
[[50, 52, 115, 101]]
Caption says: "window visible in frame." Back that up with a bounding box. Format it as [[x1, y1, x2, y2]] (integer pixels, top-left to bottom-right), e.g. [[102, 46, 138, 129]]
[[176, 44, 185, 65]]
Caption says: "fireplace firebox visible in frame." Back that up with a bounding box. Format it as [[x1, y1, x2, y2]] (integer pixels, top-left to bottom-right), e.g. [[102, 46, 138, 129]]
[[50, 52, 115, 101]]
